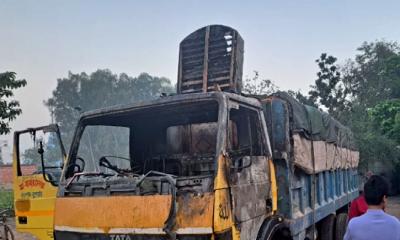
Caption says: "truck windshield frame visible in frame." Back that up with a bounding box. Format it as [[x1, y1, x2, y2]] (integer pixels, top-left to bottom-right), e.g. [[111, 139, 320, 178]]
[[61, 97, 228, 183]]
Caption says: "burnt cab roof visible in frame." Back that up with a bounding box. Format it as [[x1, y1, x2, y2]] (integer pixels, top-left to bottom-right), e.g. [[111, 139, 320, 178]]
[[79, 92, 262, 122]]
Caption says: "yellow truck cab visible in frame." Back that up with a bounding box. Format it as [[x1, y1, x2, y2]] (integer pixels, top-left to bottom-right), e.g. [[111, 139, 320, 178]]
[[13, 124, 66, 239]]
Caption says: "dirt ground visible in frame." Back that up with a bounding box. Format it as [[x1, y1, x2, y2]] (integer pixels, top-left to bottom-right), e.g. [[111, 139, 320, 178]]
[[3, 218, 37, 240], [386, 195, 400, 219], [3, 196, 400, 240]]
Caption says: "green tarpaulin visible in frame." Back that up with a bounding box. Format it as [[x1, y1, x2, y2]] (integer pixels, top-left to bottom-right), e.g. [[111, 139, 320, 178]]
[[272, 92, 356, 150]]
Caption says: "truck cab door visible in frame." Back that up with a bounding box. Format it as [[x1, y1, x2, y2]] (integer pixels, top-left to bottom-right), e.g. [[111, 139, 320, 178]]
[[227, 104, 272, 238], [13, 124, 66, 240]]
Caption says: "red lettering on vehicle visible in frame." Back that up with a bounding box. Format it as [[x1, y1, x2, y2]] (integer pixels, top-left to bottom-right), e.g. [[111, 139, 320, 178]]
[[19, 179, 45, 190]]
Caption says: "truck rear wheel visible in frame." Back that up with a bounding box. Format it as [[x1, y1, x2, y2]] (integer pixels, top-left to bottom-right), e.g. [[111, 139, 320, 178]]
[[320, 214, 335, 240], [335, 213, 348, 240]]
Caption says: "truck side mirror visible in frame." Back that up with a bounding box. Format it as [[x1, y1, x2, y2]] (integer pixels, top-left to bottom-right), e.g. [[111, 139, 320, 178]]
[[38, 141, 59, 186]]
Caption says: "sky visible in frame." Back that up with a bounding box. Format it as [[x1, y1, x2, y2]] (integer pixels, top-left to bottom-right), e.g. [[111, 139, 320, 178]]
[[0, 0, 399, 162]]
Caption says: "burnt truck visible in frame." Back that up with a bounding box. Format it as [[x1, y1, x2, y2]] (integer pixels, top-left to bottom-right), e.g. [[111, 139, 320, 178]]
[[42, 25, 359, 240]]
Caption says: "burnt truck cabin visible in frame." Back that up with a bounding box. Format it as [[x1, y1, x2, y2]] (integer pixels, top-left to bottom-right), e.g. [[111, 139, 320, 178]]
[[262, 92, 359, 239], [60, 91, 264, 193], [55, 91, 274, 240], [62, 93, 227, 185]]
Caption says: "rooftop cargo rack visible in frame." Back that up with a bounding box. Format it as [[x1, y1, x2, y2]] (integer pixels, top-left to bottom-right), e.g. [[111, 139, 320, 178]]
[[177, 25, 244, 94]]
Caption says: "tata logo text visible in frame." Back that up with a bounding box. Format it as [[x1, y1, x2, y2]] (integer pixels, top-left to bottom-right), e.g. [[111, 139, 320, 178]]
[[109, 235, 132, 240]]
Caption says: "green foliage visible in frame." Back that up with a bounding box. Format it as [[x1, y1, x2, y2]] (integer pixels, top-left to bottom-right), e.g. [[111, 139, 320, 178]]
[[368, 99, 400, 144], [343, 41, 400, 165], [46, 69, 175, 148], [21, 134, 63, 166], [22, 147, 39, 165], [0, 72, 27, 135], [0, 188, 13, 210], [308, 53, 350, 120], [356, 131, 399, 176], [350, 105, 399, 171], [346, 41, 400, 107]]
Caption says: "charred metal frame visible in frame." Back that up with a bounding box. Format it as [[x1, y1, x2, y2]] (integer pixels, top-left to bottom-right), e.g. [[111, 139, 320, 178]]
[[61, 92, 227, 183], [61, 92, 265, 184], [14, 124, 66, 177], [178, 25, 244, 94]]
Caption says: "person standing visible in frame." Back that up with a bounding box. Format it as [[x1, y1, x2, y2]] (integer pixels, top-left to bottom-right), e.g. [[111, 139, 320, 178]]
[[347, 171, 373, 220], [344, 175, 400, 240], [348, 193, 368, 220]]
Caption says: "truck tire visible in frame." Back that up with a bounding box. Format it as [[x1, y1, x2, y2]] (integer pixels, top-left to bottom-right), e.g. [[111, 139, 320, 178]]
[[335, 213, 348, 240], [320, 214, 335, 240], [257, 216, 289, 240]]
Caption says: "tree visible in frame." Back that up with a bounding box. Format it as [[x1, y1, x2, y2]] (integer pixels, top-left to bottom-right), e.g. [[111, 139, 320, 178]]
[[368, 99, 400, 144], [306, 42, 400, 128], [367, 99, 400, 192], [242, 71, 319, 107], [287, 90, 318, 107], [0, 72, 27, 134], [46, 69, 175, 148], [21, 137, 63, 166], [308, 53, 350, 120], [242, 71, 279, 95], [346, 41, 400, 108]]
